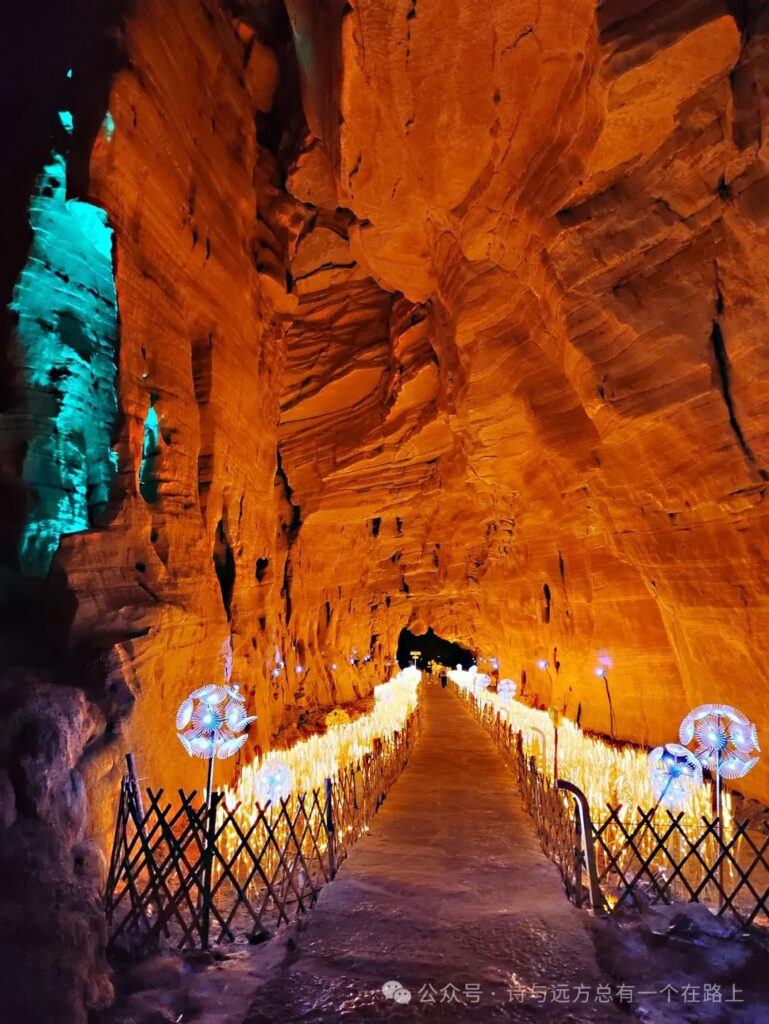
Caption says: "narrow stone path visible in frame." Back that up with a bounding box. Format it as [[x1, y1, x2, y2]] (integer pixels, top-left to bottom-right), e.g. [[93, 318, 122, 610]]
[[245, 683, 623, 1022]]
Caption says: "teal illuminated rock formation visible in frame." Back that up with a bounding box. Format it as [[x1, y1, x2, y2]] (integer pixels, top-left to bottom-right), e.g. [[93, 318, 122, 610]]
[[139, 404, 160, 503], [10, 128, 119, 576]]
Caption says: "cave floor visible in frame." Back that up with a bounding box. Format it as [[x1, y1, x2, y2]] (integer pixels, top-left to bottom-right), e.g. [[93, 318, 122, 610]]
[[243, 681, 623, 1022]]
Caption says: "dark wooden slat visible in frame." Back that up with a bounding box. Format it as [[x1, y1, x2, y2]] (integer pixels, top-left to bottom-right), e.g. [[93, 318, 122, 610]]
[[104, 705, 420, 949], [459, 685, 769, 927]]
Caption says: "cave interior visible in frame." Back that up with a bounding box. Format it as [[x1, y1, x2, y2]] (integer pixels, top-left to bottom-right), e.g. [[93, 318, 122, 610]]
[[2, 0, 769, 1020]]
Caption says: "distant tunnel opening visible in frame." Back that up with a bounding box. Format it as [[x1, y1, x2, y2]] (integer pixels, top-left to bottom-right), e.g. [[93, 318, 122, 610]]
[[396, 626, 474, 670]]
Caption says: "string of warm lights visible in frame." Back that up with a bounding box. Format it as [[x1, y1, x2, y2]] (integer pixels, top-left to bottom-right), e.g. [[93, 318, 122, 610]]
[[265, 643, 387, 679], [223, 666, 421, 817], [449, 666, 730, 828]]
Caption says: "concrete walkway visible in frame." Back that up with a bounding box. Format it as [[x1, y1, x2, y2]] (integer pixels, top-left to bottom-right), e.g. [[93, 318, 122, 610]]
[[244, 683, 623, 1022]]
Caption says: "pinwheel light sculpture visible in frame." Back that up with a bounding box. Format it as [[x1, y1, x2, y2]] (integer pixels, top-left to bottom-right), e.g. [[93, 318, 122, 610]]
[[497, 678, 517, 702], [176, 683, 256, 810], [254, 758, 294, 807], [473, 672, 491, 692], [678, 703, 760, 825], [648, 743, 703, 810]]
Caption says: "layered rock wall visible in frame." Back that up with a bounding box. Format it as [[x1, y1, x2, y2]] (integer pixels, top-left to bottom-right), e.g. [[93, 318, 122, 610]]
[[2, 0, 769, 822], [3, 9, 769, 1018], [276, 0, 769, 799], [4, 1, 769, 1019]]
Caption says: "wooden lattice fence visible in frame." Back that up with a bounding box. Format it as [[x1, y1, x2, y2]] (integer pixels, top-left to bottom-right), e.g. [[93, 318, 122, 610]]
[[515, 739, 592, 908], [105, 711, 419, 953], [457, 684, 769, 927], [593, 807, 769, 924]]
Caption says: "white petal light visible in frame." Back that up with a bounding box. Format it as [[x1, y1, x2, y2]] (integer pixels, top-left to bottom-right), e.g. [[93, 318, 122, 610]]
[[176, 680, 257, 764]]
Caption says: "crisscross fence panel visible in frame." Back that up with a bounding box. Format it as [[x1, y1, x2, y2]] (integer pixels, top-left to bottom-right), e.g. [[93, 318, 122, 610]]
[[454, 685, 593, 907], [456, 683, 769, 927], [105, 709, 419, 953], [593, 807, 769, 925], [516, 740, 591, 908]]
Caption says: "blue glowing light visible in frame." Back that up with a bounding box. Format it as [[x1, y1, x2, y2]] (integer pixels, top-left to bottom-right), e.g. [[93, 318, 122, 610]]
[[255, 758, 293, 806], [648, 743, 703, 809], [497, 678, 517, 701], [679, 704, 760, 780], [176, 682, 256, 761], [11, 142, 119, 576], [139, 405, 160, 502]]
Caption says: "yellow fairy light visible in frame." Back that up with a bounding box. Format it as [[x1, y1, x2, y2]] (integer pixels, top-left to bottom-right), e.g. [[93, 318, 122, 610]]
[[449, 668, 729, 831], [223, 666, 420, 822], [325, 708, 352, 728]]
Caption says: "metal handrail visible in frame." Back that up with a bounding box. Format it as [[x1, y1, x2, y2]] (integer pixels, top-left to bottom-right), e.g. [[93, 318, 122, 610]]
[[557, 779, 607, 914]]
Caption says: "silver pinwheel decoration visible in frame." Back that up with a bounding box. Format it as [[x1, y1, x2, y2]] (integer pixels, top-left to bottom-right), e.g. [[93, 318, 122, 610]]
[[176, 683, 257, 808], [473, 672, 491, 692], [254, 757, 294, 807], [648, 743, 703, 810], [678, 703, 760, 825], [497, 678, 517, 702]]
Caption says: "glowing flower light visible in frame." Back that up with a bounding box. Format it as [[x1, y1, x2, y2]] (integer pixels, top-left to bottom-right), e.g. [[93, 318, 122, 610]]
[[536, 659, 549, 670], [254, 758, 294, 805], [473, 672, 490, 692], [648, 743, 703, 809], [176, 683, 256, 761], [497, 678, 517, 701], [679, 704, 760, 780]]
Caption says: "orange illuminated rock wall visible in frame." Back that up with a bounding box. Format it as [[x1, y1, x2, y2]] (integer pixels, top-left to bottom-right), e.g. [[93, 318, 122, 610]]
[[3, 2, 769, 1018], [9, 0, 769, 839], [274, 0, 769, 800], [57, 0, 769, 813]]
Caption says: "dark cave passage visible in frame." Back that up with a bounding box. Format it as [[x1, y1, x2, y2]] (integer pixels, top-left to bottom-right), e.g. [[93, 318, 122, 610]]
[[396, 626, 474, 670]]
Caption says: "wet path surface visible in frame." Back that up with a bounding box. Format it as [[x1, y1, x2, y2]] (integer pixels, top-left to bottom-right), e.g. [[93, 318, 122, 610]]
[[244, 683, 623, 1022]]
